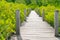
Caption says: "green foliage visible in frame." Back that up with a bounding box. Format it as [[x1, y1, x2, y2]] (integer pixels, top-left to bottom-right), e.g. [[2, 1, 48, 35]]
[[36, 0, 42, 6], [39, 5, 55, 26], [25, 0, 31, 5], [38, 5, 60, 34], [26, 8, 31, 16], [0, 1, 30, 40], [15, 0, 25, 4], [6, 0, 15, 2], [4, 0, 60, 7], [0, 0, 60, 39], [35, 7, 41, 16], [58, 27, 60, 33], [28, 4, 38, 10], [5, 0, 60, 10]]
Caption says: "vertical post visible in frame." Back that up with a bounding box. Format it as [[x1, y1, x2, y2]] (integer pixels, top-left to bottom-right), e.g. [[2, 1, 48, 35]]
[[16, 10, 22, 40], [29, 8, 31, 13], [38, 8, 40, 15], [24, 9, 27, 21], [27, 8, 31, 17], [42, 9, 45, 21], [54, 10, 59, 36]]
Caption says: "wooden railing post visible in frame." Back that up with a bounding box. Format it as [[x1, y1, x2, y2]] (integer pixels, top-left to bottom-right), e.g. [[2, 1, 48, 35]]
[[16, 10, 22, 40], [29, 8, 31, 13], [38, 8, 40, 16], [42, 9, 45, 21], [54, 10, 59, 36], [24, 9, 27, 21]]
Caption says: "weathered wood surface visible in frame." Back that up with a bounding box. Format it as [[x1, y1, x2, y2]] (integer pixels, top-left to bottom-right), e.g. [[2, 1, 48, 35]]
[[16, 10, 22, 40], [54, 10, 59, 36], [11, 11, 60, 40]]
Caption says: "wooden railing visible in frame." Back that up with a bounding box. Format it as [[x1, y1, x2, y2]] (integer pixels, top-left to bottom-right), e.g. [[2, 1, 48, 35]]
[[54, 10, 60, 37], [15, 9, 31, 40], [42, 9, 60, 37]]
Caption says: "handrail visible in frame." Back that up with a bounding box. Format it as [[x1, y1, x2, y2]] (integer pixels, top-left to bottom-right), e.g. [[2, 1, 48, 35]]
[[42, 9, 60, 37]]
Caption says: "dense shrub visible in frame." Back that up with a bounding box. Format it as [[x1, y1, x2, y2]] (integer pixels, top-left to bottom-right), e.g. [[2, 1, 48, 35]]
[[0, 1, 30, 40], [28, 4, 38, 10], [35, 7, 41, 16], [37, 5, 55, 26], [35, 5, 60, 33]]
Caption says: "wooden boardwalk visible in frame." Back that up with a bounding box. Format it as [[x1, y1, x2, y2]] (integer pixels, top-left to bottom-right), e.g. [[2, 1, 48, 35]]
[[11, 11, 60, 40]]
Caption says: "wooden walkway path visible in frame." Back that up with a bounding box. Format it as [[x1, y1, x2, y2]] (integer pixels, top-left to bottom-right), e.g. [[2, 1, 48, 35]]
[[11, 11, 59, 40]]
